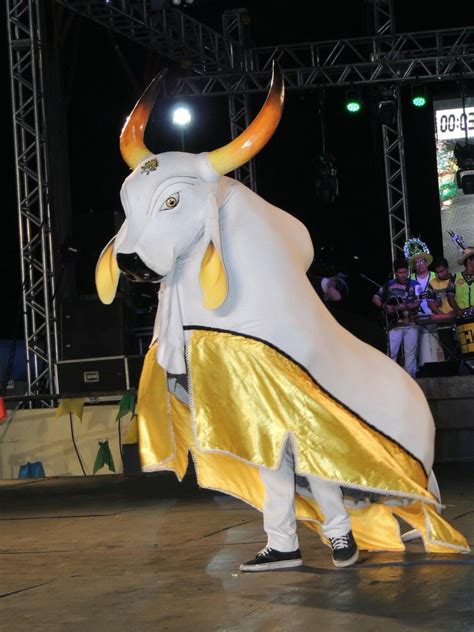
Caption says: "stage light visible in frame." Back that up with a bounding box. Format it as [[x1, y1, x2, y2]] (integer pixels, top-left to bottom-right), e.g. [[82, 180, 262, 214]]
[[411, 85, 428, 108], [172, 105, 192, 151], [375, 85, 397, 127], [345, 90, 362, 114], [315, 154, 338, 204], [172, 106, 191, 126]]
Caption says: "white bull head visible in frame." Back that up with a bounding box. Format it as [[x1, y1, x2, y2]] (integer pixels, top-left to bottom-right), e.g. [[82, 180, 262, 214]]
[[96, 65, 284, 311]]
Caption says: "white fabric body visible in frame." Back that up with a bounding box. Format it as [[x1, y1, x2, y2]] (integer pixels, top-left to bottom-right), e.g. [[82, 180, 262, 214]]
[[115, 151, 437, 477], [260, 442, 350, 551], [389, 326, 418, 377]]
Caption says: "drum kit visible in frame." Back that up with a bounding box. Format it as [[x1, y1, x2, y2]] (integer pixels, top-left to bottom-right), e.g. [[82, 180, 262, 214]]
[[454, 307, 474, 365], [415, 308, 474, 366]]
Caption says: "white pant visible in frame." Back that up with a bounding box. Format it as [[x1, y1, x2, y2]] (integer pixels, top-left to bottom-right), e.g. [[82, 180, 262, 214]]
[[389, 325, 418, 377], [260, 442, 351, 551]]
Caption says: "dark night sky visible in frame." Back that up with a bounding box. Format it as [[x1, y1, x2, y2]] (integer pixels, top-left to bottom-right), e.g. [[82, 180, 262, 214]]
[[1, 0, 473, 344]]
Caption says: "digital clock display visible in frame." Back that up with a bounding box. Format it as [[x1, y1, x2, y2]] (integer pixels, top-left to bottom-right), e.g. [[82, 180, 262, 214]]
[[435, 107, 474, 140]]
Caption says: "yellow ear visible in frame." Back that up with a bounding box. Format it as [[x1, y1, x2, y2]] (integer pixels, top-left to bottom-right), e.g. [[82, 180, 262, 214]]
[[199, 241, 228, 310], [95, 239, 120, 305]]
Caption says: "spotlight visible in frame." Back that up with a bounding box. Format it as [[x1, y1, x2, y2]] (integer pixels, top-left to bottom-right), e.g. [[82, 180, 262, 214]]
[[378, 98, 397, 126], [454, 142, 474, 194], [172, 106, 191, 126], [315, 155, 338, 204], [411, 85, 428, 108], [345, 90, 362, 114]]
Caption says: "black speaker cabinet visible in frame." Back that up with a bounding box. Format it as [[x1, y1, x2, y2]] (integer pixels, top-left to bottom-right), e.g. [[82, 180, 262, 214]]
[[417, 361, 460, 378], [56, 355, 145, 395], [60, 295, 132, 360]]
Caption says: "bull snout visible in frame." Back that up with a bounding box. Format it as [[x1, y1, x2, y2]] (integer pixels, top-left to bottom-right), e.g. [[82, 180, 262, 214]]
[[116, 253, 163, 283]]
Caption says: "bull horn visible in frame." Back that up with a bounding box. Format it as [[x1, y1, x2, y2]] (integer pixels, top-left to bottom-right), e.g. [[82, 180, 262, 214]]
[[120, 69, 168, 170], [208, 62, 284, 175]]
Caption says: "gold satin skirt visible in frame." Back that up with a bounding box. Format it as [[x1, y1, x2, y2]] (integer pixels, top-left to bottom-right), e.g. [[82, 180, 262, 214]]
[[136, 329, 469, 553]]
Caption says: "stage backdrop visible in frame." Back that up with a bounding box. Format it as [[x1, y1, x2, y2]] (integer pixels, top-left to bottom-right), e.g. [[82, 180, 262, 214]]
[[434, 97, 474, 269]]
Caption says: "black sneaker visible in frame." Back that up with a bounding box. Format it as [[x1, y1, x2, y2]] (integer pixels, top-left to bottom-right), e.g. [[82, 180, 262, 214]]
[[329, 531, 359, 568], [239, 546, 303, 572]]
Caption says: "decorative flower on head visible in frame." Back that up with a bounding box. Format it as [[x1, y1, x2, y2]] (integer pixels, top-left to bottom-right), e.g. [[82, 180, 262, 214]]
[[403, 237, 433, 268]]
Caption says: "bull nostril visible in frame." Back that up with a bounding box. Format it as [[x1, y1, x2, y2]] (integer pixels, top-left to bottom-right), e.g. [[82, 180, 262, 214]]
[[116, 252, 163, 283]]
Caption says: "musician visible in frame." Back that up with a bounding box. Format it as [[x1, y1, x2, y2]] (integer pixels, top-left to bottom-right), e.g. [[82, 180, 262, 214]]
[[409, 251, 444, 366], [428, 257, 455, 316], [372, 258, 420, 378], [447, 247, 474, 316], [427, 257, 457, 361]]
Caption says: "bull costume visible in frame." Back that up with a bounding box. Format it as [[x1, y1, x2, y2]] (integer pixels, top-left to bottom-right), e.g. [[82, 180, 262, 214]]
[[96, 65, 469, 570]]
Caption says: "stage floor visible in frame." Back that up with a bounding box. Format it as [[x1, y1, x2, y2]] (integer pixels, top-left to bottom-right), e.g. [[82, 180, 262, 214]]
[[1, 464, 473, 631]]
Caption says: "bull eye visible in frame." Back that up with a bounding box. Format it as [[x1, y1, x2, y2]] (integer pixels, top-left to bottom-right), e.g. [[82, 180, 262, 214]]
[[160, 194, 180, 211]]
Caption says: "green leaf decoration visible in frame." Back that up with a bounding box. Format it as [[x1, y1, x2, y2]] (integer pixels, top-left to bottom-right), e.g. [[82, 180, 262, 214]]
[[93, 440, 116, 474], [116, 392, 136, 421], [403, 237, 430, 260]]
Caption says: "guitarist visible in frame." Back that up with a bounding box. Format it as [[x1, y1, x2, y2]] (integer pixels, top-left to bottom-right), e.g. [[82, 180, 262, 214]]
[[372, 258, 420, 378]]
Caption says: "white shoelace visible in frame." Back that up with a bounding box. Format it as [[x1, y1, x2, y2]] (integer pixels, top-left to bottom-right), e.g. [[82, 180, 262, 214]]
[[256, 546, 272, 557], [329, 535, 349, 550]]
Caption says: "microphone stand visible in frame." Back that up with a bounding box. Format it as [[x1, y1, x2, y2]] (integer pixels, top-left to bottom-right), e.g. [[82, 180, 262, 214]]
[[360, 272, 391, 357]]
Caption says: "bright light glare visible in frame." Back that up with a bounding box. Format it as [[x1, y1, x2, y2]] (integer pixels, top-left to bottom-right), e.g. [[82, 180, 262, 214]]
[[412, 95, 427, 108], [346, 101, 361, 113], [172, 107, 192, 126]]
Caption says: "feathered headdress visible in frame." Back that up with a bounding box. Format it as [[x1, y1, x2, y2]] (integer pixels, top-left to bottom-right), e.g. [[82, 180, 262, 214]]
[[403, 237, 433, 269]]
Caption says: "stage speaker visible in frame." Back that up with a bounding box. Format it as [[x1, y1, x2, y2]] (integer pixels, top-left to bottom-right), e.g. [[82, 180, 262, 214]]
[[60, 295, 133, 360], [417, 361, 460, 378], [56, 354, 145, 395]]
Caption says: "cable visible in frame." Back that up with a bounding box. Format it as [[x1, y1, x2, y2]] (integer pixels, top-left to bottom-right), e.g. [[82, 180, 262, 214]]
[[69, 412, 87, 476]]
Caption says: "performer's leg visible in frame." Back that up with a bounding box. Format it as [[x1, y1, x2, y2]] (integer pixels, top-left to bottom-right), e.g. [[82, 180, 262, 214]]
[[403, 326, 418, 378], [306, 475, 350, 538], [259, 442, 299, 552], [306, 475, 358, 568], [240, 442, 303, 571]]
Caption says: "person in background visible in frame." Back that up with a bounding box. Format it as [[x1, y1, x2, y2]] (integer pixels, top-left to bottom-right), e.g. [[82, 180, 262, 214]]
[[427, 257, 457, 362], [319, 275, 342, 303], [372, 258, 420, 378], [428, 257, 455, 317], [447, 246, 474, 316], [404, 238, 444, 367]]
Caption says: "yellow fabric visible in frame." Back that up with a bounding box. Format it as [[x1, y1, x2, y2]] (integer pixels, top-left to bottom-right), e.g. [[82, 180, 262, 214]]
[[95, 240, 120, 305], [136, 334, 469, 553], [199, 241, 228, 310], [136, 347, 175, 469], [392, 502, 469, 553], [55, 398, 84, 421], [123, 416, 139, 444], [190, 329, 429, 500], [429, 277, 452, 314]]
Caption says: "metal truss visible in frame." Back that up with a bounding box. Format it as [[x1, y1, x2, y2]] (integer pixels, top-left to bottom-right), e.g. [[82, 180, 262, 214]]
[[53, 0, 240, 73], [6, 0, 474, 398], [6, 0, 59, 397], [380, 89, 411, 262], [172, 26, 474, 96], [374, 0, 410, 265], [222, 8, 256, 191]]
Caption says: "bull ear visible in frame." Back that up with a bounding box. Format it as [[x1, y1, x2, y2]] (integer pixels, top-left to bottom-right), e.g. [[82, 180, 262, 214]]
[[199, 240, 228, 310], [95, 238, 121, 305]]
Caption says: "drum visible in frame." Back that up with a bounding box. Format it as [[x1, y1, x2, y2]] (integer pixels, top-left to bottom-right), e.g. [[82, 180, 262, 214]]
[[455, 313, 474, 362]]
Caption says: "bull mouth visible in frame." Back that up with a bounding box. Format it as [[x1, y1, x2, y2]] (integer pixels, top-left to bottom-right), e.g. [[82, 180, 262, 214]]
[[117, 253, 163, 283], [121, 269, 163, 283]]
